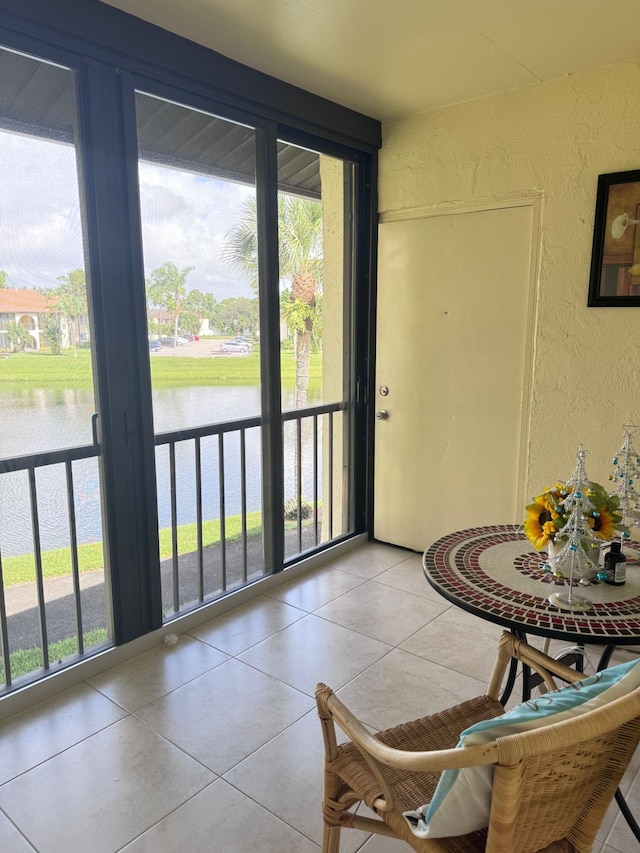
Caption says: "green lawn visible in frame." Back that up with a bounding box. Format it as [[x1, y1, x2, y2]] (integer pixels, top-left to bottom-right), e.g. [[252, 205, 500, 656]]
[[0, 347, 322, 388], [0, 350, 96, 387], [0, 628, 109, 686], [2, 511, 265, 587]]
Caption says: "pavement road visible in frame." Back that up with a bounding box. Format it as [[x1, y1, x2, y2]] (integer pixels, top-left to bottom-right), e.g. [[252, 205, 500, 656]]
[[150, 339, 253, 358]]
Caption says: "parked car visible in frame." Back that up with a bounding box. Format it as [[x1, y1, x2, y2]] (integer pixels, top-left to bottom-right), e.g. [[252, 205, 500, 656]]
[[148, 339, 161, 352], [232, 336, 253, 349], [160, 336, 187, 346], [184, 334, 199, 341], [220, 339, 249, 353]]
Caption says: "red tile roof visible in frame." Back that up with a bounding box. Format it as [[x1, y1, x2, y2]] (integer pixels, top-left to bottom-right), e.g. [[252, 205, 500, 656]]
[[0, 288, 50, 314], [148, 308, 173, 322]]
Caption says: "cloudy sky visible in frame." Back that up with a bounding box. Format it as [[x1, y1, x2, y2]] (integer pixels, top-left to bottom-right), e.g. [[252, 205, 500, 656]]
[[0, 130, 254, 300]]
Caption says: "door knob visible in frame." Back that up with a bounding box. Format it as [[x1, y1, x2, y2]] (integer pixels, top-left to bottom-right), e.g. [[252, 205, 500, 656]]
[[376, 409, 389, 420]]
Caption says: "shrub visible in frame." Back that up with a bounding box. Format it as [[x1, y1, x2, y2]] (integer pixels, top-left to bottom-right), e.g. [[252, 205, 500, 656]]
[[283, 497, 313, 520]]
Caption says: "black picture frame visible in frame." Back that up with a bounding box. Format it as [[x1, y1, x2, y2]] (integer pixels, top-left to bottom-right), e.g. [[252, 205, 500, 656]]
[[588, 169, 640, 306]]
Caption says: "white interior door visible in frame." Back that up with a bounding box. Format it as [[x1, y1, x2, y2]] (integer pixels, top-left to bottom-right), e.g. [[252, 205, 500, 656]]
[[374, 203, 537, 552]]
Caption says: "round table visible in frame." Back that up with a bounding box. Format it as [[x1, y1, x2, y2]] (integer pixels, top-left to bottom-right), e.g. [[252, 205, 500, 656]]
[[423, 524, 640, 842], [422, 524, 640, 646]]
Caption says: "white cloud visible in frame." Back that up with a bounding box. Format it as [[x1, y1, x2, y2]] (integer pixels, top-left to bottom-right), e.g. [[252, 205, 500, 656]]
[[0, 133, 85, 287], [138, 162, 255, 299], [0, 131, 256, 300]]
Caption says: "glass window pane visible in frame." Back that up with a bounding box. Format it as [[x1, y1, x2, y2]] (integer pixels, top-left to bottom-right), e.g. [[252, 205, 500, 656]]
[[0, 47, 108, 688], [135, 92, 264, 612], [277, 142, 354, 558], [0, 54, 94, 453]]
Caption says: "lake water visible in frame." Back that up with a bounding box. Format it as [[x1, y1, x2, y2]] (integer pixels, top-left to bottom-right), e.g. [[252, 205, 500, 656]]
[[0, 385, 322, 556]]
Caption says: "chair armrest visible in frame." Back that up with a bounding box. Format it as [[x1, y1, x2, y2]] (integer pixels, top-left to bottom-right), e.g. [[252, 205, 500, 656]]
[[316, 683, 501, 816], [316, 683, 499, 773]]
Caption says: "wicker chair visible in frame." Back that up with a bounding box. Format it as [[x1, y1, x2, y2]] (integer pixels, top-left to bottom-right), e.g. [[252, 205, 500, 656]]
[[316, 631, 640, 853]]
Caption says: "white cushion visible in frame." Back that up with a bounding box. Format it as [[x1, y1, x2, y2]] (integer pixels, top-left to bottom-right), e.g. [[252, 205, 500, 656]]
[[403, 657, 640, 839]]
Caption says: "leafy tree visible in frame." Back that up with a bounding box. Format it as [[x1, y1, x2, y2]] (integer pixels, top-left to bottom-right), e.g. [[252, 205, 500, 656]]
[[184, 289, 217, 324], [41, 312, 63, 354], [6, 320, 31, 351], [215, 297, 258, 336], [223, 194, 323, 406], [0, 270, 8, 288], [178, 289, 218, 336], [178, 310, 202, 336], [51, 269, 87, 357], [146, 261, 194, 355]]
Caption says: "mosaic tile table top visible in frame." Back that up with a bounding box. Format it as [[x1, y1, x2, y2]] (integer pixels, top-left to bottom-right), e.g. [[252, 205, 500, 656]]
[[422, 524, 640, 644]]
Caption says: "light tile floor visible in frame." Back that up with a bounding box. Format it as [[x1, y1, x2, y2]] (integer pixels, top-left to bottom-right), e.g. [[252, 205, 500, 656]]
[[0, 542, 638, 852]]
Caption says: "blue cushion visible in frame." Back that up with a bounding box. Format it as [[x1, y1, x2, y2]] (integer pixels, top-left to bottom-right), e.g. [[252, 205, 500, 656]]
[[403, 657, 640, 839]]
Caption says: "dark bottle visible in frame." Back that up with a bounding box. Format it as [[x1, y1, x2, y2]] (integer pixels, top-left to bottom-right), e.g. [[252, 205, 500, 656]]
[[604, 541, 627, 586]]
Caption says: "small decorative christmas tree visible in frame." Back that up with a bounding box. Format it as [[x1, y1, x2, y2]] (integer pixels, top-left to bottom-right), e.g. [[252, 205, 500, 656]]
[[547, 445, 601, 611], [609, 421, 640, 543]]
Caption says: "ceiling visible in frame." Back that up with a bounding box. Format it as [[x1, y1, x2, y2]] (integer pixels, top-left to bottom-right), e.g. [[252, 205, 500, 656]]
[[0, 48, 323, 196], [101, 0, 640, 121]]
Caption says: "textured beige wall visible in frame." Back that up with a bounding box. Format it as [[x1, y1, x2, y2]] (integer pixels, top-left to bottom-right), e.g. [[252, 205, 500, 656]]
[[379, 60, 640, 499]]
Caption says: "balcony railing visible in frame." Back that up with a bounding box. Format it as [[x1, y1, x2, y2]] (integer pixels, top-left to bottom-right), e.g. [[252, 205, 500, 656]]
[[0, 400, 350, 694], [155, 400, 348, 618], [282, 401, 347, 556], [0, 443, 102, 692], [154, 414, 263, 617]]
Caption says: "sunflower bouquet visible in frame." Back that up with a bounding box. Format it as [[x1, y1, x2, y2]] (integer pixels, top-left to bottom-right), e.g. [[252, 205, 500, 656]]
[[522, 481, 627, 551]]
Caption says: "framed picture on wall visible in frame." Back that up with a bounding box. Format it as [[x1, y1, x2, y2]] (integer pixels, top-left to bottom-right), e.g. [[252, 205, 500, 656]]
[[588, 169, 640, 306]]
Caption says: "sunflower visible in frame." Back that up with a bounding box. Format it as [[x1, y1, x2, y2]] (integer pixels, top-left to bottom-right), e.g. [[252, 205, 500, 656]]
[[522, 480, 628, 550], [586, 484, 624, 541], [523, 495, 562, 550], [538, 484, 567, 519], [589, 506, 621, 540]]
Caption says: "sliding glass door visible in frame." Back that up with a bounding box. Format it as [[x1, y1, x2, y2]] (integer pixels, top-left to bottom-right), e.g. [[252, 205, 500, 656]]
[[131, 88, 360, 621], [277, 142, 355, 560], [0, 47, 110, 689], [0, 9, 375, 695], [135, 91, 265, 615]]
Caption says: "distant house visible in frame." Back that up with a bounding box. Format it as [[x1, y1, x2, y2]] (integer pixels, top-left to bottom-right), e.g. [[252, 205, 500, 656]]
[[0, 288, 50, 350], [147, 307, 173, 334], [148, 307, 210, 338], [0, 288, 90, 351]]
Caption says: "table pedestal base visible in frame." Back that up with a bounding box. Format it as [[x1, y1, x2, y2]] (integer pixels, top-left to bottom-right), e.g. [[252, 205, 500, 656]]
[[548, 590, 592, 612]]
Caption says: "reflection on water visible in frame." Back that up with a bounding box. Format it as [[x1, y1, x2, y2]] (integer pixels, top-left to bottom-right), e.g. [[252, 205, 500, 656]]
[[152, 385, 262, 434], [0, 385, 320, 556], [0, 386, 95, 458]]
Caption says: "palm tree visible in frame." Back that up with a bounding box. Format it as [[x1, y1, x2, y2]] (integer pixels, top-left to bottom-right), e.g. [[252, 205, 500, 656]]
[[223, 194, 323, 407], [52, 269, 87, 357], [146, 261, 194, 356]]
